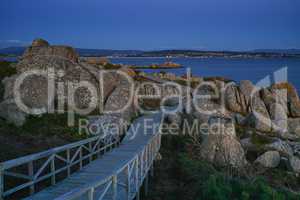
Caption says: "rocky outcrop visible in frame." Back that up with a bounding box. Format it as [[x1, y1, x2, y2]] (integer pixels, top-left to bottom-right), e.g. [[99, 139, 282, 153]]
[[200, 134, 246, 168], [31, 38, 50, 47], [19, 39, 79, 70], [246, 93, 272, 133], [261, 88, 288, 115], [265, 140, 293, 157], [0, 99, 27, 126], [199, 115, 246, 168], [104, 78, 136, 123], [289, 156, 300, 173], [225, 84, 247, 114], [3, 57, 99, 111], [239, 80, 255, 111], [271, 82, 300, 118], [254, 151, 280, 168], [288, 118, 300, 136], [0, 39, 130, 126], [269, 103, 288, 134]]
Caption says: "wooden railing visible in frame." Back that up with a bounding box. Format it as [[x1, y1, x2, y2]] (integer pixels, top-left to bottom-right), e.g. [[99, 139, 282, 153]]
[[54, 130, 161, 200], [0, 133, 120, 199]]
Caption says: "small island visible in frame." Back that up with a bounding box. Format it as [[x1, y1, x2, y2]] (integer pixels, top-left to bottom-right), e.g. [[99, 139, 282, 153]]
[[129, 61, 182, 69]]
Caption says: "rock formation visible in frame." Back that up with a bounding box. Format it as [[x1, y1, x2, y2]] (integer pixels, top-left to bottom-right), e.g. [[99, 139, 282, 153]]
[[0, 39, 130, 126]]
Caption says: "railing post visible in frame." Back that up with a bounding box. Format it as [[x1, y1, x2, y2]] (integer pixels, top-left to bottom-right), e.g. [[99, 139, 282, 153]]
[[0, 164, 4, 200], [112, 175, 117, 200], [51, 157, 56, 185], [97, 138, 101, 157], [89, 142, 92, 163], [88, 188, 94, 200], [67, 149, 71, 177], [150, 165, 154, 177], [79, 147, 83, 170], [140, 151, 144, 184], [103, 140, 107, 154], [145, 146, 148, 172], [126, 165, 130, 200], [28, 161, 35, 195], [135, 157, 140, 200], [144, 172, 149, 197]]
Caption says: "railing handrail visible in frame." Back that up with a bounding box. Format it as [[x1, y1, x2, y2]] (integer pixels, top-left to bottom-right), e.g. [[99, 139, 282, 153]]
[[54, 130, 161, 200], [0, 134, 110, 170]]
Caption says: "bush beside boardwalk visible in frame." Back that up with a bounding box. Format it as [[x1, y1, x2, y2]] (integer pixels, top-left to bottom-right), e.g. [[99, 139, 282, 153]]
[[0, 113, 87, 162], [144, 135, 300, 200]]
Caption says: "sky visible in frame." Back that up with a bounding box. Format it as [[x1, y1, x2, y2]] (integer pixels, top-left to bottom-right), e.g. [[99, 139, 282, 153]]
[[0, 0, 299, 50]]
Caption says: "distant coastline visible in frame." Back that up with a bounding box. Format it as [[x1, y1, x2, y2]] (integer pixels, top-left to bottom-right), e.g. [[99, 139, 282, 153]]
[[1, 47, 300, 59]]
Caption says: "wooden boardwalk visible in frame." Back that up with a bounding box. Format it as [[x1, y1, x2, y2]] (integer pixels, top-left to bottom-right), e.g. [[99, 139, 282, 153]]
[[7, 112, 162, 200]]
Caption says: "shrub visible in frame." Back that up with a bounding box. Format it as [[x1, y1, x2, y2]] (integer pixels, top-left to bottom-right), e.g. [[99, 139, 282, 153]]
[[0, 61, 17, 101], [0, 113, 88, 161], [103, 62, 122, 70], [155, 135, 300, 200], [0, 61, 17, 79]]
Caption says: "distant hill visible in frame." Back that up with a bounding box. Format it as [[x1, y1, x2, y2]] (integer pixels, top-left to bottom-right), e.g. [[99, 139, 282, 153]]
[[0, 46, 144, 57], [0, 47, 26, 56], [76, 49, 144, 57], [0, 46, 299, 58], [252, 49, 300, 54]]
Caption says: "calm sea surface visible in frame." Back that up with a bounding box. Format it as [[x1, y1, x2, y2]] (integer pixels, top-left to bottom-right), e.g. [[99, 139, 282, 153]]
[[2, 57, 300, 92], [111, 57, 300, 92]]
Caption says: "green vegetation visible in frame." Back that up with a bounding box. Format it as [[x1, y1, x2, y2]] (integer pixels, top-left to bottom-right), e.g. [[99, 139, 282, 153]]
[[145, 135, 300, 200], [203, 76, 233, 83], [102, 62, 122, 70], [0, 61, 17, 101], [0, 113, 88, 162], [173, 79, 201, 88], [0, 61, 17, 79]]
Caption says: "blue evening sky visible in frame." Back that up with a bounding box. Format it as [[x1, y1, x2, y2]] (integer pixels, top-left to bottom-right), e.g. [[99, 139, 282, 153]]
[[0, 0, 299, 50]]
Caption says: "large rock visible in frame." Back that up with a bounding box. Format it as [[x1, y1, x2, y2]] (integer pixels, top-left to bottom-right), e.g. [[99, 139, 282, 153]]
[[265, 140, 293, 157], [240, 80, 255, 111], [19, 39, 79, 69], [261, 88, 288, 115], [200, 134, 246, 168], [288, 118, 300, 136], [290, 100, 300, 118], [289, 156, 300, 173], [31, 38, 50, 47], [0, 39, 125, 126], [271, 83, 300, 118], [199, 115, 246, 168], [225, 84, 247, 114], [0, 99, 27, 126], [4, 57, 100, 111], [192, 82, 222, 117], [104, 78, 135, 123], [254, 151, 280, 168], [246, 93, 272, 133], [269, 103, 288, 134]]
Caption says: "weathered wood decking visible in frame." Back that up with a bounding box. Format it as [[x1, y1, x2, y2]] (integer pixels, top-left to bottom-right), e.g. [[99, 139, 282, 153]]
[[22, 112, 162, 200]]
